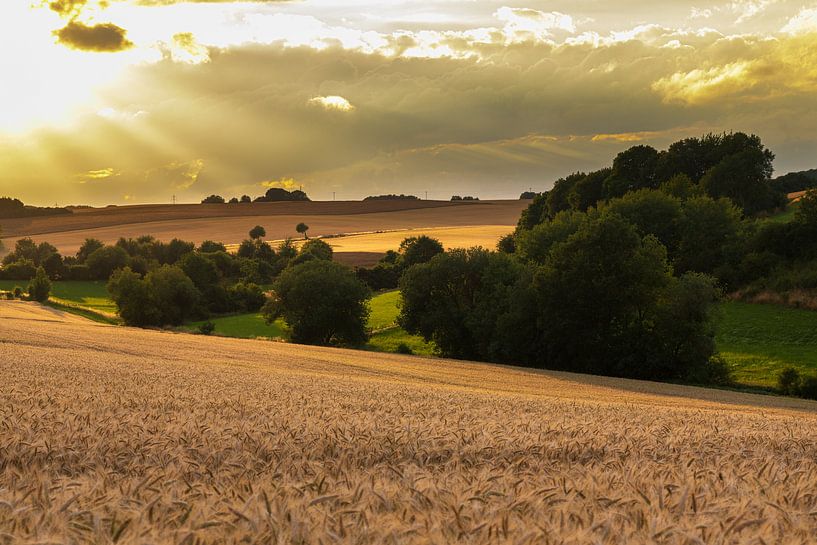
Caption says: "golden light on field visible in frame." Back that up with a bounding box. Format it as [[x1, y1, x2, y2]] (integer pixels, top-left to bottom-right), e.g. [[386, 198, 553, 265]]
[[1, 301, 816, 543]]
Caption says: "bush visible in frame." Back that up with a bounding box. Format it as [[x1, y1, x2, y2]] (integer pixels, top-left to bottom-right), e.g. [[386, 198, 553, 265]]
[[108, 266, 201, 327], [778, 367, 801, 396], [265, 260, 370, 346], [13, 286, 23, 299], [28, 266, 52, 302], [65, 264, 91, 281], [229, 282, 266, 312], [395, 343, 413, 355], [198, 321, 216, 335], [202, 194, 226, 204], [1, 259, 37, 280], [798, 375, 817, 400]]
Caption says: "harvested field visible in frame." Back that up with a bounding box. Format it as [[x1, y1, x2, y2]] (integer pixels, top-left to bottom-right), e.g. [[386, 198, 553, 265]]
[[0, 200, 527, 259], [2, 301, 817, 544]]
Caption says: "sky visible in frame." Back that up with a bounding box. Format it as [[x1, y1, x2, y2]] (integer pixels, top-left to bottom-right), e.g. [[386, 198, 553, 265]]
[[1, 0, 817, 205]]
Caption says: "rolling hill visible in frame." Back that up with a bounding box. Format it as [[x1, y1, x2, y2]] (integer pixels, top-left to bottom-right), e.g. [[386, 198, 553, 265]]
[[0, 200, 527, 266], [1, 301, 816, 544]]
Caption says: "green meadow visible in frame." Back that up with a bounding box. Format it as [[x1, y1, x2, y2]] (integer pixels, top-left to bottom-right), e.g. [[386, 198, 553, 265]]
[[6, 280, 817, 384]]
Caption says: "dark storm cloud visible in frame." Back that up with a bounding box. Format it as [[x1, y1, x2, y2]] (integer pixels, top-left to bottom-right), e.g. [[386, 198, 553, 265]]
[[54, 20, 134, 52]]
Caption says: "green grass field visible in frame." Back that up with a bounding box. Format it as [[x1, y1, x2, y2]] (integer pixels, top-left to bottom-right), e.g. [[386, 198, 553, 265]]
[[0, 280, 116, 314], [187, 314, 289, 340], [6, 280, 816, 384], [716, 301, 817, 388], [764, 202, 798, 224]]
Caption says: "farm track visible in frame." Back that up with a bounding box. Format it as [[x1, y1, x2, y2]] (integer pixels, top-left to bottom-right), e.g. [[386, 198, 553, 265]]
[[1, 301, 817, 544]]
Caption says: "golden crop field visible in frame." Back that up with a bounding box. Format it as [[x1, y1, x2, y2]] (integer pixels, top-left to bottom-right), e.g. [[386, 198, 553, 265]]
[[2, 300, 817, 544], [0, 200, 527, 259]]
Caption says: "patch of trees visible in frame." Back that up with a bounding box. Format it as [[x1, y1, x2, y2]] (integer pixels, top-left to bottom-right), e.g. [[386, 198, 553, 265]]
[[364, 194, 419, 201], [0, 197, 72, 219], [451, 196, 479, 201], [254, 188, 310, 202], [519, 191, 539, 200], [356, 235, 445, 290], [201, 189, 309, 204], [518, 133, 784, 229], [399, 213, 726, 383], [771, 169, 817, 195]]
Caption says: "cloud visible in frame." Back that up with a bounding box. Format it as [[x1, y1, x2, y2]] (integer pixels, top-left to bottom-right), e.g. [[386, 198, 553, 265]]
[[308, 95, 355, 112], [782, 7, 817, 34], [261, 177, 299, 190], [54, 20, 134, 52]]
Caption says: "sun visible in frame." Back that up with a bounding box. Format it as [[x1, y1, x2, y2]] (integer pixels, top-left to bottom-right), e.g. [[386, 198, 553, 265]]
[[0, 3, 137, 134]]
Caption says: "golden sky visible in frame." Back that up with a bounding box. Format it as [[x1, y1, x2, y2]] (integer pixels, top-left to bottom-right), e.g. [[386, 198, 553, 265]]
[[2, 0, 817, 205]]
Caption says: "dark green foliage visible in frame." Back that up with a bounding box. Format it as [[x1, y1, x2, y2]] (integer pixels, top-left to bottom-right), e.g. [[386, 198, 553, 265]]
[[659, 174, 703, 200], [0, 197, 71, 219], [700, 149, 784, 215], [28, 266, 51, 302], [771, 169, 817, 194], [399, 236, 444, 267], [798, 376, 817, 400], [516, 210, 586, 264], [199, 240, 227, 253], [356, 263, 401, 290], [568, 168, 610, 211], [77, 238, 104, 263], [201, 194, 226, 204], [228, 282, 266, 312], [296, 222, 309, 239], [496, 234, 515, 253], [296, 239, 333, 264], [674, 196, 744, 275], [249, 225, 266, 240], [254, 188, 310, 202], [395, 343, 413, 355], [602, 189, 682, 254], [108, 265, 201, 327], [266, 260, 370, 346], [364, 194, 419, 201], [198, 321, 216, 335], [399, 248, 535, 363], [86, 245, 129, 280], [0, 259, 36, 280], [778, 367, 801, 396]]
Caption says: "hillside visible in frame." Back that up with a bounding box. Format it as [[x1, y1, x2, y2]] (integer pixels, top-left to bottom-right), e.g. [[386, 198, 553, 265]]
[[1, 301, 816, 543], [0, 200, 527, 262]]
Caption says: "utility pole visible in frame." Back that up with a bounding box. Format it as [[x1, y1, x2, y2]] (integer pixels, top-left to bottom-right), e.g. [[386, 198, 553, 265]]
[[172, 195, 176, 205], [425, 191, 428, 200], [333, 191, 336, 201]]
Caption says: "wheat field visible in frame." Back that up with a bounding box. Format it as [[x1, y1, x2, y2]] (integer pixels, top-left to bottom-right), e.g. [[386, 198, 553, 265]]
[[2, 301, 817, 544]]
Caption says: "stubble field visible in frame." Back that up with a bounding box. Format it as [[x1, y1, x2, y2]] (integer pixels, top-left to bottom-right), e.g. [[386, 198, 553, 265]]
[[2, 301, 817, 544]]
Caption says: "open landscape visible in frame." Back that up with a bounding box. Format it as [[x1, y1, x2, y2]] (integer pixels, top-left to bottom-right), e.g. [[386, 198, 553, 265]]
[[5, 1, 817, 542], [2, 301, 817, 544], [0, 200, 526, 266]]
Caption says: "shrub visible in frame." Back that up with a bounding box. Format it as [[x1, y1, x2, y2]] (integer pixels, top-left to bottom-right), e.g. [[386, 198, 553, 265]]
[[198, 321, 216, 335], [1, 259, 37, 280], [13, 286, 23, 299], [778, 367, 801, 396], [27, 266, 52, 302], [202, 194, 226, 204], [395, 343, 413, 355], [798, 375, 817, 400]]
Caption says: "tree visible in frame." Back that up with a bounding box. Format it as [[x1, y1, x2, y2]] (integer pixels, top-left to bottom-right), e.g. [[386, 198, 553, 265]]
[[700, 148, 782, 215], [534, 214, 675, 378], [77, 238, 104, 263], [399, 236, 444, 267], [202, 195, 226, 204], [228, 197, 239, 204], [28, 266, 51, 302], [292, 239, 333, 265], [86, 245, 129, 280], [240, 195, 252, 203], [516, 209, 587, 264], [606, 145, 660, 195], [146, 266, 202, 325], [249, 225, 266, 240], [296, 222, 309, 239], [675, 196, 744, 275], [108, 267, 160, 326], [199, 240, 227, 253], [602, 189, 683, 255], [399, 248, 536, 363], [265, 260, 370, 346]]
